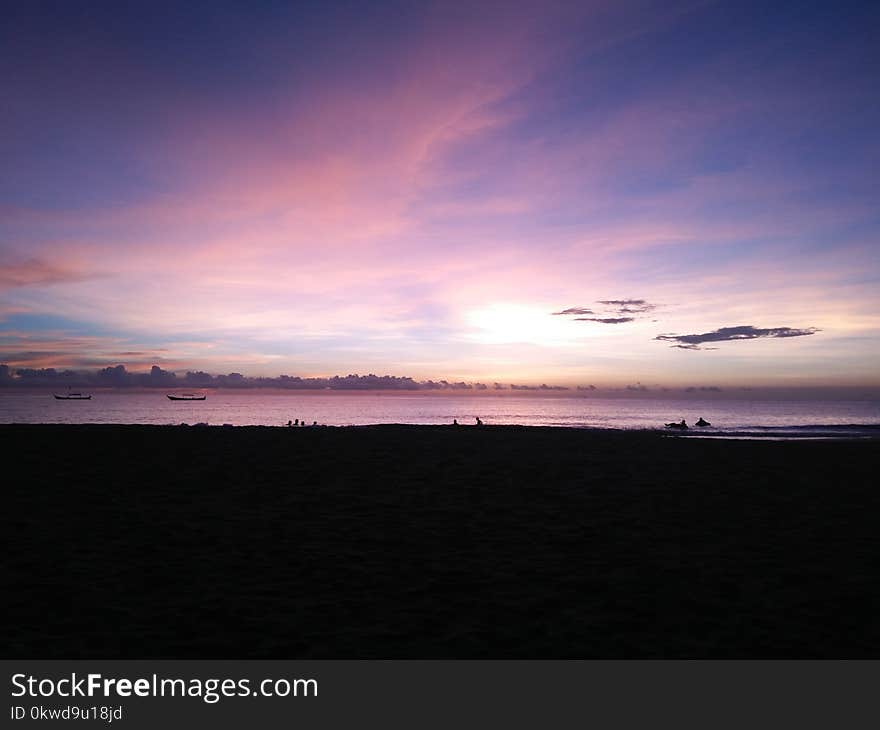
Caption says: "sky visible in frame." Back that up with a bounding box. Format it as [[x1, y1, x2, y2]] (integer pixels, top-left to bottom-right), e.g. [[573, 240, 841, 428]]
[[1, 0, 879, 389]]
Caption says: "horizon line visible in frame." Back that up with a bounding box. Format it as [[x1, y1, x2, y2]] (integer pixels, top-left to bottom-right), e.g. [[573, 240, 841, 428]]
[[2, 363, 879, 397]]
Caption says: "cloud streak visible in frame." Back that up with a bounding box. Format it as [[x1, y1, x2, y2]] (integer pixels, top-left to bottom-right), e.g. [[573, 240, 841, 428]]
[[552, 307, 594, 316], [552, 299, 657, 325], [574, 317, 635, 324], [597, 299, 656, 315], [0, 258, 93, 288], [655, 325, 820, 350]]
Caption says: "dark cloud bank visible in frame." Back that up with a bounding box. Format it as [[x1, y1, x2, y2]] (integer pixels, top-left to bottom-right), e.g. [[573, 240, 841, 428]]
[[4, 365, 872, 400], [0, 364, 585, 392], [656, 325, 820, 350]]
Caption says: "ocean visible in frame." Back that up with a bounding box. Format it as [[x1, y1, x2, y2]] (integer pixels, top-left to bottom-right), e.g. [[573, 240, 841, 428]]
[[2, 390, 879, 438]]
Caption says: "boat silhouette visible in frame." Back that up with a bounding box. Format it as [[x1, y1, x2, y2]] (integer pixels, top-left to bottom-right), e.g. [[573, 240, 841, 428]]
[[167, 393, 206, 401], [54, 386, 91, 400]]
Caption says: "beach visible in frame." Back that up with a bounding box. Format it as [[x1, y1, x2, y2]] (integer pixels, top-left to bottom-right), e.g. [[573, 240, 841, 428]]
[[5, 423, 879, 658]]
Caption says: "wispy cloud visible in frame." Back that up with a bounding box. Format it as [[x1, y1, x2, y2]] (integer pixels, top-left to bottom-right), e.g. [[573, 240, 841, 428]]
[[552, 307, 594, 315], [597, 299, 656, 315], [0, 258, 94, 288], [552, 299, 657, 324]]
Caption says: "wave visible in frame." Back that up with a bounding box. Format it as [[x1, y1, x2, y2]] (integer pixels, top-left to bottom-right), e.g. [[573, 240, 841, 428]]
[[673, 423, 880, 440]]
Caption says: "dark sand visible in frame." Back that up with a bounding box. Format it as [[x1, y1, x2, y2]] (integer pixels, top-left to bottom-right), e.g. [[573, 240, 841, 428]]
[[4, 424, 878, 657]]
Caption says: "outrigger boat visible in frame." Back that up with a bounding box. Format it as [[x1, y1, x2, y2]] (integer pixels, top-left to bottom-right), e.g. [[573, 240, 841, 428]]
[[167, 393, 206, 401], [54, 387, 91, 400]]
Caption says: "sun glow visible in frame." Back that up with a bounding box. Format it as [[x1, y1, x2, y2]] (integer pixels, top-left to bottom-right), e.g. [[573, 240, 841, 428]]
[[466, 304, 582, 346]]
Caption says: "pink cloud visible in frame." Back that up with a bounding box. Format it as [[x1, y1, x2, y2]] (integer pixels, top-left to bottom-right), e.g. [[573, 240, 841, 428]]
[[0, 258, 95, 288]]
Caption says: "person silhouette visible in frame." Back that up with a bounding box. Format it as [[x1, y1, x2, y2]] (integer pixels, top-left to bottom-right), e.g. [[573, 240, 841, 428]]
[[287, 420, 292, 427], [476, 417, 483, 426], [453, 418, 458, 426], [294, 418, 299, 426]]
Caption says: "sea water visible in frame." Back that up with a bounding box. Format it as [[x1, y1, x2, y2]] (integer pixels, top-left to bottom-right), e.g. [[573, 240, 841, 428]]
[[2, 390, 879, 438]]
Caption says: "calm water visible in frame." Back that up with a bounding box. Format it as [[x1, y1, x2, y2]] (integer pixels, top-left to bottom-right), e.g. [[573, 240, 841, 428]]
[[2, 391, 879, 438]]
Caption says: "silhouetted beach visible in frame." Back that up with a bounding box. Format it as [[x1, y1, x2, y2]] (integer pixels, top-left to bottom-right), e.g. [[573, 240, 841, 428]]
[[5, 424, 878, 657]]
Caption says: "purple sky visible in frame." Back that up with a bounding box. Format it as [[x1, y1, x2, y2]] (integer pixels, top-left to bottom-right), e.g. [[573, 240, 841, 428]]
[[2, 1, 878, 389]]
